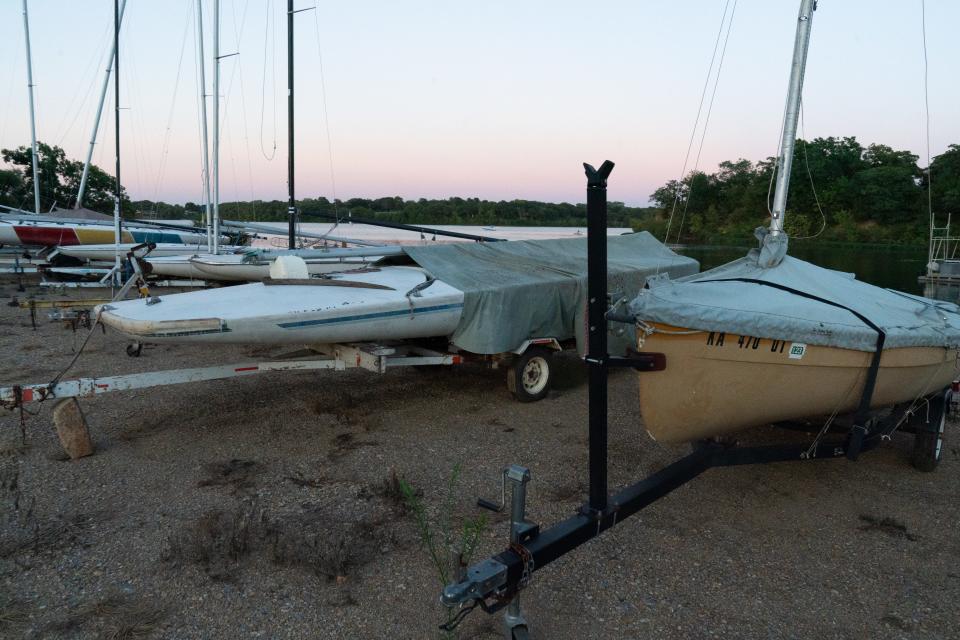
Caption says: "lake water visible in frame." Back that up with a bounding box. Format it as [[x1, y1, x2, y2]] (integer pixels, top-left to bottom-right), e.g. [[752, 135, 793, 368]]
[[166, 221, 927, 295], [677, 243, 928, 295]]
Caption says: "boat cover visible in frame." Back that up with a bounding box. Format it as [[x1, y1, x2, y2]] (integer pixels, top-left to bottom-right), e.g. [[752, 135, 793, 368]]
[[628, 245, 960, 352], [404, 232, 698, 354]]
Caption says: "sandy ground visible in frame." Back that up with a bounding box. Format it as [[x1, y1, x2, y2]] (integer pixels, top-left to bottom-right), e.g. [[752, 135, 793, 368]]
[[0, 276, 958, 640]]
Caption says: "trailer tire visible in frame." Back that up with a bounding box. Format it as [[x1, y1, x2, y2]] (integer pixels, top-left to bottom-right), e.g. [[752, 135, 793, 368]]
[[911, 391, 947, 472], [507, 347, 552, 402]]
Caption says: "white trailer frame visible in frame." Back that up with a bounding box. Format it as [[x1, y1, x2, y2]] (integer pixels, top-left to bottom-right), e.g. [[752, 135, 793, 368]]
[[0, 342, 463, 409]]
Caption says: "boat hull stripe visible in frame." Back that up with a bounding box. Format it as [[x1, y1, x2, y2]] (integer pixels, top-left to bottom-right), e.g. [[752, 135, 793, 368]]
[[277, 303, 464, 329]]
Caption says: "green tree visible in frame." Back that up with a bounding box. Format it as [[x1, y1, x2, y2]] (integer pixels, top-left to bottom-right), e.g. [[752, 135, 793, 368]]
[[928, 144, 960, 217], [1, 141, 131, 214]]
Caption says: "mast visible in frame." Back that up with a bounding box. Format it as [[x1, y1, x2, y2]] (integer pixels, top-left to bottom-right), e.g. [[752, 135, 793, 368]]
[[287, 0, 296, 249], [769, 0, 817, 237], [196, 0, 213, 252], [113, 0, 122, 278], [212, 0, 220, 254], [77, 0, 127, 209], [21, 0, 40, 215]]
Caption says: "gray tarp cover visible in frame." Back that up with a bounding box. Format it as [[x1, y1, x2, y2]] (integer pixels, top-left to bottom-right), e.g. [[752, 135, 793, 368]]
[[404, 232, 698, 354], [628, 247, 960, 352]]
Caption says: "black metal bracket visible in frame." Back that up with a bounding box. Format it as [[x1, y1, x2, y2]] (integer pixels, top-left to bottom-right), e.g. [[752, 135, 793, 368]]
[[437, 158, 909, 619]]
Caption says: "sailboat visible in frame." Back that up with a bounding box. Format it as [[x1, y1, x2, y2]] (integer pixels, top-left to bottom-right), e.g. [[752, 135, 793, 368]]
[[628, 0, 960, 443]]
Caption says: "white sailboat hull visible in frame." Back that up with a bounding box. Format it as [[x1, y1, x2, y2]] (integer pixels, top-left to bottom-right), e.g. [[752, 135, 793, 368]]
[[58, 244, 243, 262], [142, 255, 210, 279], [189, 254, 382, 281], [97, 266, 465, 345]]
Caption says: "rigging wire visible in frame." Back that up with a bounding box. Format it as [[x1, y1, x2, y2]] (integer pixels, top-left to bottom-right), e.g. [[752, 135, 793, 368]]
[[659, 0, 733, 250], [790, 100, 827, 239], [151, 6, 193, 215], [312, 3, 340, 222], [53, 22, 112, 148], [0, 30, 20, 151], [921, 0, 934, 264], [258, 0, 277, 161], [673, 0, 738, 246], [229, 0, 259, 219], [191, 0, 209, 220]]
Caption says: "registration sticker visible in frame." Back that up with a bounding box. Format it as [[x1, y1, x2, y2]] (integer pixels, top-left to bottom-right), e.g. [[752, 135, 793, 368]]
[[788, 343, 807, 360]]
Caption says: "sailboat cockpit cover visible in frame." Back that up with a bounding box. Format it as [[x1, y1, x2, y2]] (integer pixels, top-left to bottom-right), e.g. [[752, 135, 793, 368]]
[[628, 246, 960, 352], [404, 232, 698, 354]]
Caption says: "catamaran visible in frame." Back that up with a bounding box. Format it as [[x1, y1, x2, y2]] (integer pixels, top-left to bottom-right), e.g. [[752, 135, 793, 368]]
[[627, 0, 960, 444]]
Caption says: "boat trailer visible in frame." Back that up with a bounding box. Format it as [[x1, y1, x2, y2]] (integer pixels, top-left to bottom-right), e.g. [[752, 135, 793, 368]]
[[438, 161, 953, 639]]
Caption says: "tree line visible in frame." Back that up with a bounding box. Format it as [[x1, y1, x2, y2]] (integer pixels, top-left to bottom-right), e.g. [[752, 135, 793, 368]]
[[646, 137, 960, 245], [3, 138, 959, 245]]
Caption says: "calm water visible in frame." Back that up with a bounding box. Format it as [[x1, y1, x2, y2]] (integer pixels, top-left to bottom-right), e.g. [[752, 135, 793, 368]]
[[162, 220, 927, 294], [678, 244, 928, 295]]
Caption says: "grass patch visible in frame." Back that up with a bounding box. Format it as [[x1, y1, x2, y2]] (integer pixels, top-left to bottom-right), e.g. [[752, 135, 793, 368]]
[[164, 501, 393, 583], [164, 503, 261, 581], [196, 459, 263, 494], [46, 594, 166, 638], [0, 593, 29, 634]]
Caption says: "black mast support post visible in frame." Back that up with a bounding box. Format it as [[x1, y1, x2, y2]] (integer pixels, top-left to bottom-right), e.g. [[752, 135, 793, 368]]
[[584, 160, 615, 515], [286, 0, 296, 250]]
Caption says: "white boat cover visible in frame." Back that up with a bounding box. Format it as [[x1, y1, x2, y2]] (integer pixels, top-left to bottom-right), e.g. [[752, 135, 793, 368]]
[[404, 232, 698, 354], [628, 243, 960, 352]]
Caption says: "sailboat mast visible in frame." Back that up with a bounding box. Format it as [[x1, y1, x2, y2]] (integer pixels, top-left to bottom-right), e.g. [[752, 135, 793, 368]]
[[113, 0, 122, 277], [77, 0, 127, 209], [769, 0, 817, 237], [196, 0, 213, 253], [21, 0, 41, 215], [212, 0, 220, 254], [287, 0, 296, 250]]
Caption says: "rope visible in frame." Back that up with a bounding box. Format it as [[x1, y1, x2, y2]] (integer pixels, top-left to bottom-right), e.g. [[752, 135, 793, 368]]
[[790, 101, 827, 240]]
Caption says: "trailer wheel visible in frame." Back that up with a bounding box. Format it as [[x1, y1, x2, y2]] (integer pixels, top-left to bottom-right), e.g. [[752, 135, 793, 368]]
[[911, 392, 947, 472], [507, 347, 552, 402]]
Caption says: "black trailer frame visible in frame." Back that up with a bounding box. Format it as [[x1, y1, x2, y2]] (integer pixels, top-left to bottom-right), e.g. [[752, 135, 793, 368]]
[[438, 161, 951, 638]]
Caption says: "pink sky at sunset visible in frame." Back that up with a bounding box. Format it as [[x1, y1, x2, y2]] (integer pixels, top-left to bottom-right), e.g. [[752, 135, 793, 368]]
[[1, 1, 958, 208]]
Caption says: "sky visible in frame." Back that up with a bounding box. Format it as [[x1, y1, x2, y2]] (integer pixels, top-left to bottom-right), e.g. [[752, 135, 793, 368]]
[[0, 1, 957, 208]]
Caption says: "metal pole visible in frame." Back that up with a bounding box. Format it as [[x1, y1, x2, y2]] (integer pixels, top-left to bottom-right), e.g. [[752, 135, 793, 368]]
[[584, 160, 615, 513], [287, 0, 296, 249], [76, 0, 127, 209], [769, 0, 816, 236], [212, 0, 220, 254], [21, 0, 41, 216], [196, 0, 213, 252], [113, 0, 122, 281]]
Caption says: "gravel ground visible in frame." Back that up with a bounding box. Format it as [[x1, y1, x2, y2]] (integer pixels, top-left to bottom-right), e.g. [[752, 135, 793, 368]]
[[1, 277, 958, 639]]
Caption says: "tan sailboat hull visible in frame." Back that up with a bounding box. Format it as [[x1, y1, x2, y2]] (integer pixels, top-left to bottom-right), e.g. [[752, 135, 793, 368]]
[[636, 325, 960, 443]]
